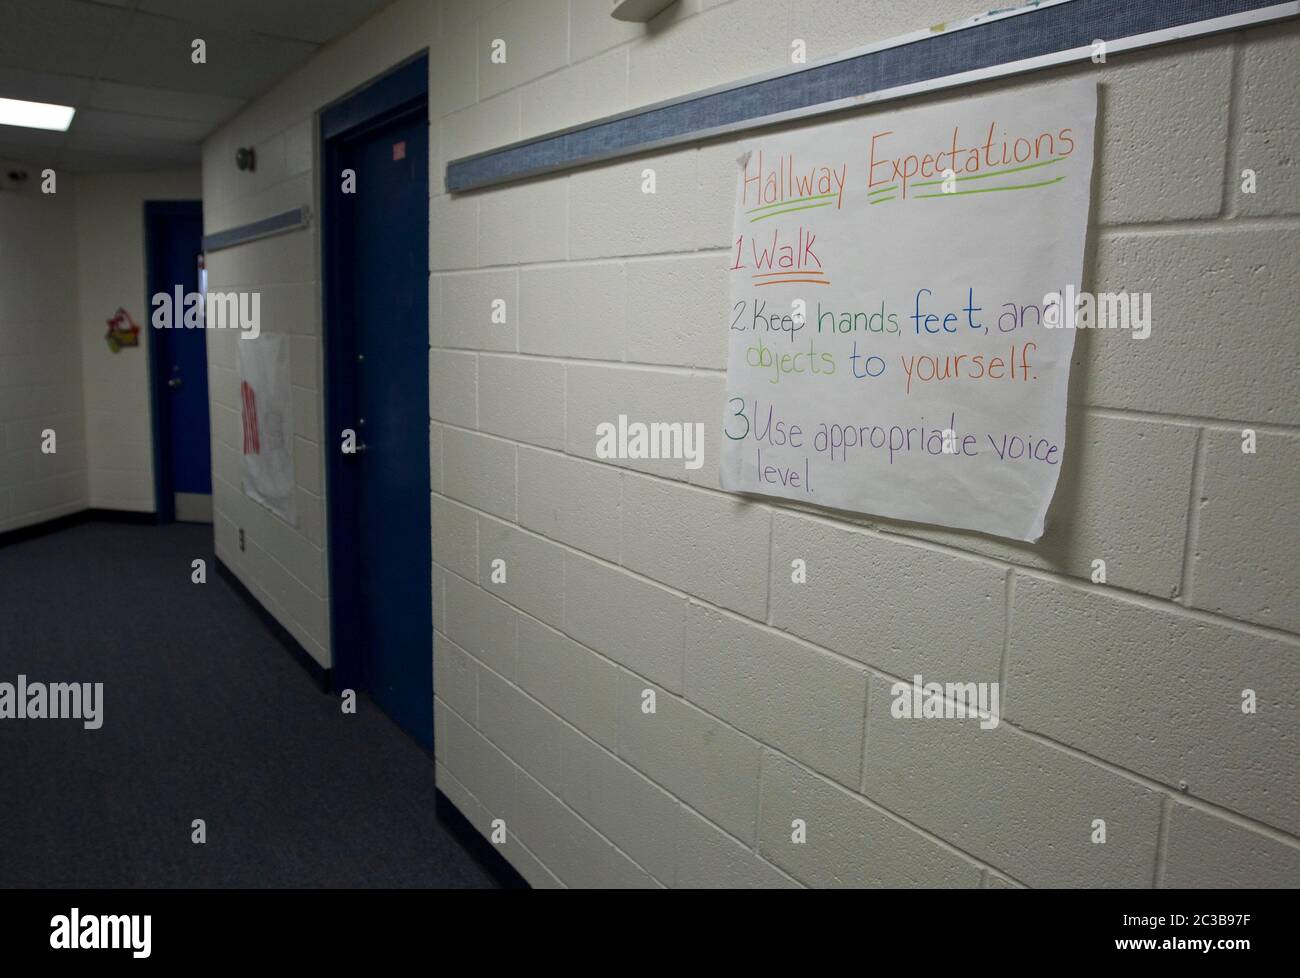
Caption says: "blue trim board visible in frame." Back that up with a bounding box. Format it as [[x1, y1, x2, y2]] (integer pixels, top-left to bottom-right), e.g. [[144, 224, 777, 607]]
[[446, 0, 1295, 192], [320, 51, 430, 140], [201, 207, 309, 252]]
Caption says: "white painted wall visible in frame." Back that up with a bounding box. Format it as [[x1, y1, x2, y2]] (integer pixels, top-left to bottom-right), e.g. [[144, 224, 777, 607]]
[[0, 166, 87, 532], [200, 0, 1300, 887], [0, 166, 201, 532], [74, 170, 202, 512]]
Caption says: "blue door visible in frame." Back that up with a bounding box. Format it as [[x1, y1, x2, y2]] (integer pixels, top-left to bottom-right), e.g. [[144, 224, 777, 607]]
[[333, 108, 433, 748], [146, 202, 211, 522]]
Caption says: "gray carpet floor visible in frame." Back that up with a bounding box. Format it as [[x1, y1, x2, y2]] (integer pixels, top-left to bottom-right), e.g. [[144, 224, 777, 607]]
[[0, 521, 499, 888]]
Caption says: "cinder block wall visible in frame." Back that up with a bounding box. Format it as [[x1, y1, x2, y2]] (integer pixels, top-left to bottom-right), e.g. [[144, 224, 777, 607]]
[[0, 172, 87, 533], [204, 0, 1300, 887]]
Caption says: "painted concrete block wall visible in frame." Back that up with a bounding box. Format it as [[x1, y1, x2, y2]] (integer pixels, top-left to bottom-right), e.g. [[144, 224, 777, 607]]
[[427, 1, 1300, 888], [202, 0, 1300, 887], [0, 169, 88, 533], [74, 170, 202, 512]]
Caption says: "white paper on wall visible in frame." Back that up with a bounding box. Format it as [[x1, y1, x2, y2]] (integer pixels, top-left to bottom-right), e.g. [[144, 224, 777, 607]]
[[236, 335, 297, 525], [720, 80, 1098, 542]]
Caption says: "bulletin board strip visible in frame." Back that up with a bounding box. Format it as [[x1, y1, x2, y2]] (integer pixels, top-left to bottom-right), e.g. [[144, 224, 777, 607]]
[[445, 0, 1297, 193], [202, 207, 310, 253]]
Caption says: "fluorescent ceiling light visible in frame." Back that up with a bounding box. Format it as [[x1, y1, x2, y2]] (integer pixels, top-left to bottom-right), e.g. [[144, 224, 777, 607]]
[[0, 97, 76, 132]]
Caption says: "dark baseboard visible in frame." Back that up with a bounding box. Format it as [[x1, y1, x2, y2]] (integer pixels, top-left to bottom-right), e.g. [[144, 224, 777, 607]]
[[434, 789, 531, 889], [0, 507, 157, 550], [215, 557, 332, 692], [85, 507, 158, 525]]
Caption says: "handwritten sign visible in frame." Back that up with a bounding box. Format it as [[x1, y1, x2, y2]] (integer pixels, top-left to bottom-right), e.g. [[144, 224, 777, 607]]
[[720, 80, 1097, 542]]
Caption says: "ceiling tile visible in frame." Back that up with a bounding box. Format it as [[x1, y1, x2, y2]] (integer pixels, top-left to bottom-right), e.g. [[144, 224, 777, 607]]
[[87, 80, 245, 125], [71, 107, 213, 143], [0, 0, 394, 171], [138, 0, 395, 45], [63, 128, 202, 164], [98, 12, 318, 98], [0, 65, 91, 106], [0, 127, 67, 167], [57, 150, 173, 172], [0, 0, 132, 78], [0, 128, 66, 151]]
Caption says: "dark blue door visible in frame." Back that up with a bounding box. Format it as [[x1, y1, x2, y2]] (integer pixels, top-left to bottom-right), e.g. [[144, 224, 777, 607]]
[[147, 202, 211, 521], [339, 112, 432, 748]]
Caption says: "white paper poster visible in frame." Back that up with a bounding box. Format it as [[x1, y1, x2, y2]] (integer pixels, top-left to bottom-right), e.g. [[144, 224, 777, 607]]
[[720, 80, 1098, 541], [236, 335, 297, 525]]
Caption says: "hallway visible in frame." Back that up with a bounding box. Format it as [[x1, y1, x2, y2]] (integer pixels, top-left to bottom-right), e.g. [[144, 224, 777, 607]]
[[0, 0, 1294, 902], [0, 522, 498, 888]]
